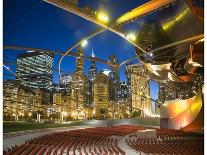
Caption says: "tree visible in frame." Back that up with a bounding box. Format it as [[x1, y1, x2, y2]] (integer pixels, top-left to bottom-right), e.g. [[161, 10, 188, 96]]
[[99, 108, 106, 119], [132, 110, 141, 118], [100, 108, 106, 115]]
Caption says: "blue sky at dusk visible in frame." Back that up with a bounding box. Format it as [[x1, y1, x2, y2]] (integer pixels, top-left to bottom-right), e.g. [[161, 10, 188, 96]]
[[3, 0, 159, 100]]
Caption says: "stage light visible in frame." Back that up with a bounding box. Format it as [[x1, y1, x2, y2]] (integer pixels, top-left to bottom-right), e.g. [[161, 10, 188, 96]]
[[97, 12, 109, 23], [126, 33, 136, 41], [81, 40, 88, 47]]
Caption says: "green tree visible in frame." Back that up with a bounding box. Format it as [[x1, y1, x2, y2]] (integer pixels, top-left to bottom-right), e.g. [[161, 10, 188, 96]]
[[132, 110, 141, 118]]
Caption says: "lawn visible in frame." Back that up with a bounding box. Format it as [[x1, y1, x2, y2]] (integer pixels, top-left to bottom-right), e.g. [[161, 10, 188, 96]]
[[3, 121, 86, 133]]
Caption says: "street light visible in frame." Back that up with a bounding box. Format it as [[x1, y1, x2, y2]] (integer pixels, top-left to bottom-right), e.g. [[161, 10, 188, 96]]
[[93, 110, 95, 115], [81, 40, 88, 47], [28, 112, 32, 117], [62, 111, 68, 116]]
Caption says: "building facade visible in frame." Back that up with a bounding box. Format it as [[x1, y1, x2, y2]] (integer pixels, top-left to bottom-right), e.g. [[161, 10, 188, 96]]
[[127, 64, 152, 118], [3, 80, 21, 120], [88, 49, 97, 107], [125, 64, 132, 103], [93, 72, 110, 119], [88, 49, 97, 82], [117, 81, 128, 101], [52, 84, 73, 120], [71, 47, 88, 113], [60, 74, 72, 94], [60, 74, 72, 85], [16, 51, 54, 92], [3, 80, 44, 121], [109, 54, 119, 85], [108, 55, 120, 101]]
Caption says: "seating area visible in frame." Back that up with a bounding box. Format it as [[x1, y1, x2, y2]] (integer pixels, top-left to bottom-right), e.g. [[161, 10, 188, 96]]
[[126, 128, 204, 155], [4, 125, 204, 155]]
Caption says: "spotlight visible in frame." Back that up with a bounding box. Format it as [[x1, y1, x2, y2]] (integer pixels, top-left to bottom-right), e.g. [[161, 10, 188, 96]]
[[81, 40, 88, 47]]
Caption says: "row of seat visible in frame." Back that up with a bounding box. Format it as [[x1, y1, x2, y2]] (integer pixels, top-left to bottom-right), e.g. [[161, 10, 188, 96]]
[[5, 125, 143, 155], [126, 129, 204, 155], [5, 125, 203, 155]]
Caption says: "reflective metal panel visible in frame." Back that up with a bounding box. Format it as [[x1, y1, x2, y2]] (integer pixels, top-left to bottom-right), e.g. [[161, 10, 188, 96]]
[[159, 0, 203, 42]]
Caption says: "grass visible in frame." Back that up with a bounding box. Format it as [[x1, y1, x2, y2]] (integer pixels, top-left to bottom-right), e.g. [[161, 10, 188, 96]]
[[3, 121, 87, 133]]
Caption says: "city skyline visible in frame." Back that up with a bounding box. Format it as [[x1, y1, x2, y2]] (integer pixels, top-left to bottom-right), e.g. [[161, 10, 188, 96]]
[[2, 1, 204, 154], [3, 0, 159, 99]]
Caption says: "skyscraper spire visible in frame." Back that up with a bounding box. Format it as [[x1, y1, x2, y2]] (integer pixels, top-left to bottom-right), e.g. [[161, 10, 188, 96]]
[[89, 48, 97, 82], [92, 48, 95, 58]]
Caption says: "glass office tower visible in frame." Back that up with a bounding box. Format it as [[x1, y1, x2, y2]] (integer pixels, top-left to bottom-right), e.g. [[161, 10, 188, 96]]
[[16, 51, 54, 92]]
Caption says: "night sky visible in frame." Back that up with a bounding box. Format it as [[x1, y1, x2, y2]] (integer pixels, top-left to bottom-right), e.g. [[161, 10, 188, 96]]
[[3, 0, 159, 100]]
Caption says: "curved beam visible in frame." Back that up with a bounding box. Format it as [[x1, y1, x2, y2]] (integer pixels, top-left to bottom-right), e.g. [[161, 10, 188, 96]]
[[117, 0, 176, 24], [44, 0, 175, 51], [59, 28, 105, 81], [44, 0, 160, 52], [50, 0, 176, 80], [149, 34, 204, 53], [3, 45, 117, 67]]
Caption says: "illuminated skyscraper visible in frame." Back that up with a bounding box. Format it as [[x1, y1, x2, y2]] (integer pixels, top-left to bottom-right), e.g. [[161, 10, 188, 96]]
[[108, 55, 119, 101], [60, 74, 72, 85], [16, 51, 54, 91], [88, 49, 97, 106], [60, 74, 72, 94], [125, 63, 132, 103], [3, 80, 21, 120], [109, 54, 119, 85], [117, 81, 128, 101], [94, 72, 110, 118], [71, 47, 88, 112], [127, 64, 152, 118], [88, 49, 97, 82]]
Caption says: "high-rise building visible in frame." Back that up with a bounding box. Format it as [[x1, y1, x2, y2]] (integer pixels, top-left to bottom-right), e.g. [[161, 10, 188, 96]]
[[3, 79, 44, 121], [117, 81, 128, 101], [108, 55, 119, 101], [127, 64, 152, 117], [52, 82, 73, 120], [88, 49, 97, 82], [94, 72, 110, 119], [60, 74, 72, 85], [88, 49, 97, 107], [52, 86, 62, 106], [3, 80, 21, 120], [125, 64, 132, 103], [71, 47, 88, 112], [16, 51, 54, 92], [60, 74, 72, 94], [109, 54, 119, 85]]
